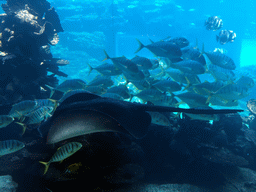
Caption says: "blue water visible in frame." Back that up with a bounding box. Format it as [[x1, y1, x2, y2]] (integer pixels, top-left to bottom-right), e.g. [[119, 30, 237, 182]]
[[49, 0, 255, 75], [47, 0, 256, 112]]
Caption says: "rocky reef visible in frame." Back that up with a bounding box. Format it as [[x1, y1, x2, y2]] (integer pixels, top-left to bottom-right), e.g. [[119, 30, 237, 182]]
[[0, 0, 68, 105]]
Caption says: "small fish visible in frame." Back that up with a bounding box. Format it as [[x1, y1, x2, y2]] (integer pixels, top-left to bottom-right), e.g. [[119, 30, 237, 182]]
[[165, 68, 201, 85], [131, 55, 155, 70], [183, 107, 219, 121], [25, 106, 54, 125], [152, 79, 181, 93], [205, 16, 223, 31], [9, 100, 38, 118], [87, 63, 122, 76], [133, 89, 167, 102], [101, 93, 124, 100], [147, 111, 172, 126], [39, 142, 82, 174], [202, 44, 236, 70], [65, 162, 82, 174], [88, 75, 114, 89], [161, 36, 190, 48], [107, 85, 131, 99], [0, 140, 25, 156], [135, 39, 182, 60], [181, 46, 206, 65], [175, 92, 209, 108], [84, 85, 107, 95], [208, 62, 236, 82], [0, 115, 14, 128], [205, 83, 250, 103], [216, 30, 236, 45], [56, 79, 87, 93], [235, 76, 254, 89], [170, 60, 206, 75], [103, 50, 139, 74]]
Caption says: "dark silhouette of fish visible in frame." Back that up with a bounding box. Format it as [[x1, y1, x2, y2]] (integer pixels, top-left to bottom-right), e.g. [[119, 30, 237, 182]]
[[45, 92, 243, 144]]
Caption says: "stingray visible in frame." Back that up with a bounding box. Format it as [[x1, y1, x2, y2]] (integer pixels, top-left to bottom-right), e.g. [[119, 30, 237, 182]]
[[46, 92, 243, 144]]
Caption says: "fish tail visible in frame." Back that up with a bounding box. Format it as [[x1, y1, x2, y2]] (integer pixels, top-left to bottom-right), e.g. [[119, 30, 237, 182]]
[[199, 43, 205, 58], [182, 77, 191, 91], [45, 84, 55, 98], [148, 38, 154, 44], [135, 39, 145, 53], [15, 122, 26, 135], [87, 63, 93, 76], [39, 161, 50, 175], [103, 50, 111, 61]]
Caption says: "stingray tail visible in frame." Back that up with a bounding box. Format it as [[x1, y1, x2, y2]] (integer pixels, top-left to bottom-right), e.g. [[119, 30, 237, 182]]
[[136, 104, 243, 114]]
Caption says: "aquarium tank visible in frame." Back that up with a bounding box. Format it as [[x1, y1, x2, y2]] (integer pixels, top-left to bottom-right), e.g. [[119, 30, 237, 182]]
[[0, 0, 256, 191]]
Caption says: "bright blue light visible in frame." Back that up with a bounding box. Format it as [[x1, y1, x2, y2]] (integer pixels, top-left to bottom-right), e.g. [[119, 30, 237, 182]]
[[240, 39, 256, 67]]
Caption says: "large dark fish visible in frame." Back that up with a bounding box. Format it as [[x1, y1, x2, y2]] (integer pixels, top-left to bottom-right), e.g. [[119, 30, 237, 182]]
[[135, 39, 182, 59], [44, 92, 243, 144]]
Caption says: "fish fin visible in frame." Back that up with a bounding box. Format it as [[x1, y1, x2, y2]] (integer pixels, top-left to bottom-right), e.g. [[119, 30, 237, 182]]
[[199, 43, 205, 58], [216, 35, 219, 42], [45, 84, 55, 98], [15, 122, 26, 135], [87, 63, 93, 75], [194, 38, 199, 50], [48, 99, 59, 110], [182, 77, 191, 91], [148, 38, 155, 44], [39, 161, 50, 175], [135, 39, 145, 53], [103, 50, 111, 61]]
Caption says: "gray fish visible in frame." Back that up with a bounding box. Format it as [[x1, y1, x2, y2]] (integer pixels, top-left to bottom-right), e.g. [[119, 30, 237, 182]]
[[56, 79, 87, 93], [184, 107, 220, 121], [162, 36, 190, 48], [134, 89, 167, 102], [202, 44, 236, 70], [107, 85, 130, 100], [0, 140, 25, 156], [175, 92, 209, 108], [87, 63, 122, 76], [235, 76, 254, 89], [129, 78, 154, 91], [208, 62, 236, 81], [39, 142, 82, 174], [103, 50, 139, 74], [101, 93, 124, 100], [150, 96, 178, 107], [181, 47, 206, 65], [170, 60, 206, 75], [9, 100, 38, 118], [88, 76, 114, 89], [165, 68, 201, 85], [147, 111, 172, 126], [123, 70, 145, 81], [25, 106, 54, 125], [192, 81, 226, 96], [152, 79, 181, 93], [84, 85, 107, 95], [135, 39, 182, 59], [0, 115, 14, 128], [131, 55, 154, 70], [206, 83, 250, 102]]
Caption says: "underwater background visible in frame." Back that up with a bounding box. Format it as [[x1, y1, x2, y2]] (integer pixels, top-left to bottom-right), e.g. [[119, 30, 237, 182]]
[[1, 0, 256, 191]]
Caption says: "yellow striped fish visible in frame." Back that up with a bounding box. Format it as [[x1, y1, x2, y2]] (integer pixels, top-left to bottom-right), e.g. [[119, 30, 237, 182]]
[[0, 115, 14, 128], [0, 140, 25, 156], [39, 142, 82, 174]]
